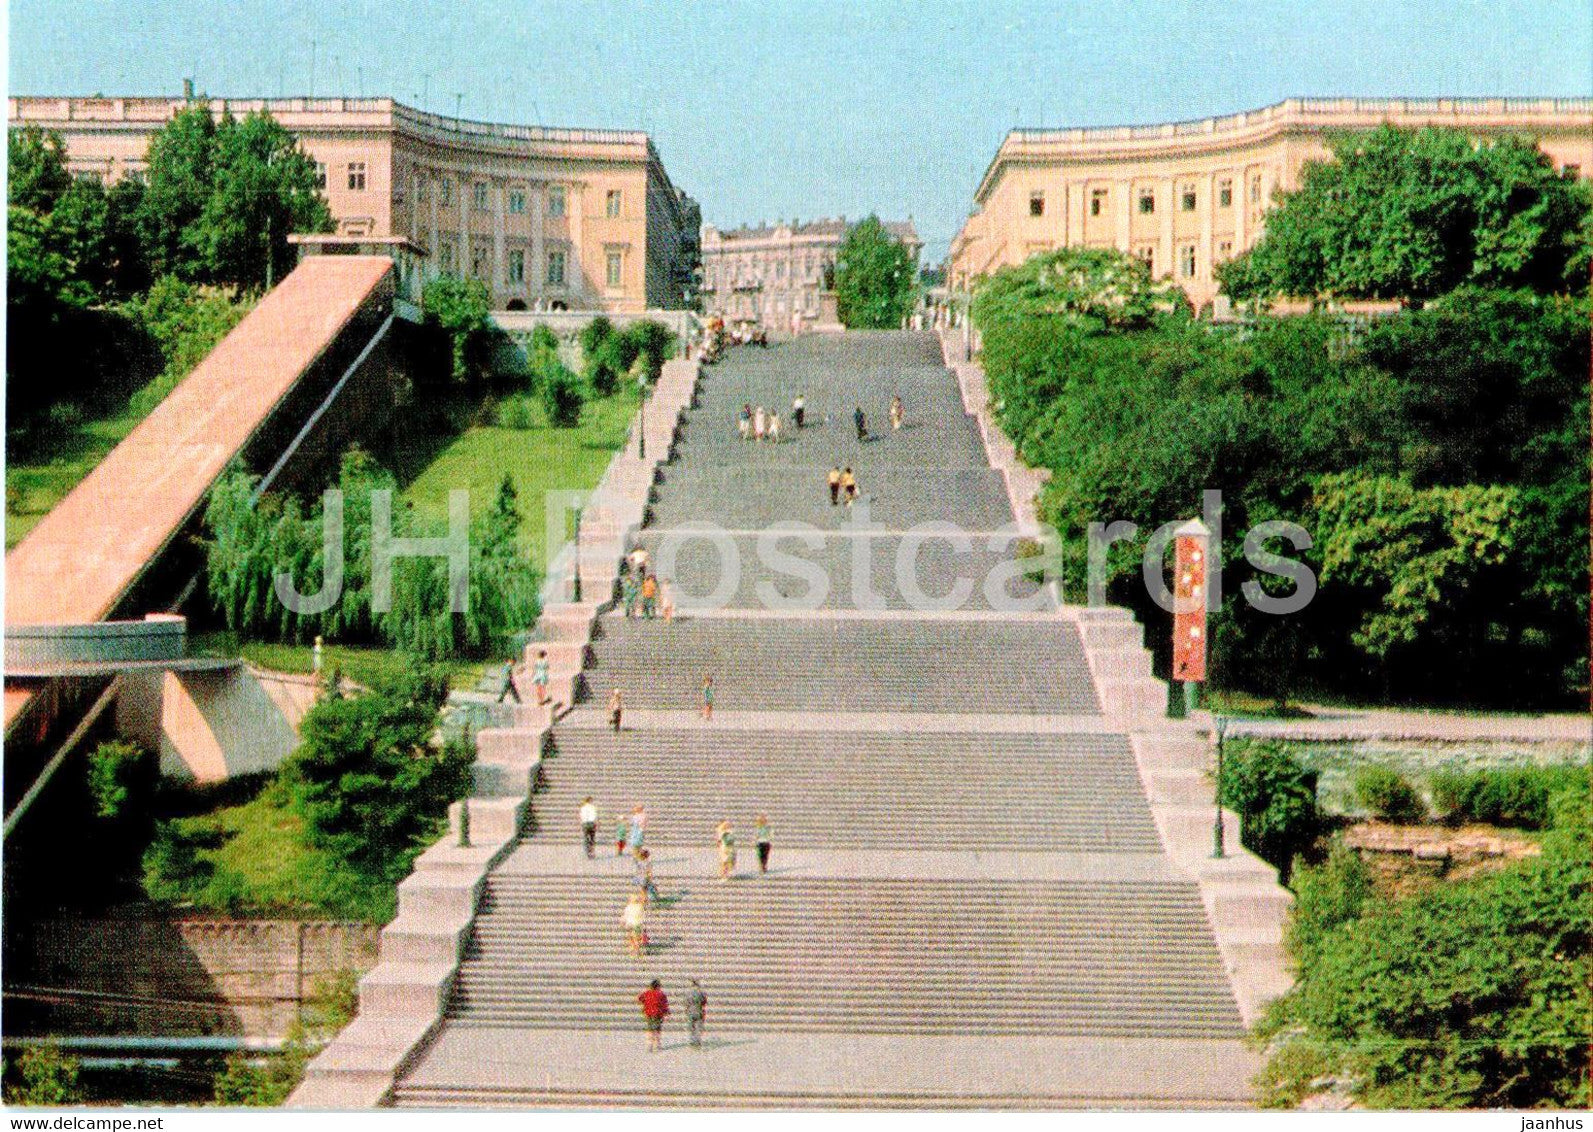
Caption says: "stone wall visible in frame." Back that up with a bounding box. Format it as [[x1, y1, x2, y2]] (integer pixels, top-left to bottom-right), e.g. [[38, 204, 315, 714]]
[[5, 919, 378, 1040]]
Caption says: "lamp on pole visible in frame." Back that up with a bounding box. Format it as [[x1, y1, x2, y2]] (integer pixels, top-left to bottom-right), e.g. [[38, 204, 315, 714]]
[[637, 371, 652, 460], [1212, 714, 1229, 859], [571, 505, 583, 603]]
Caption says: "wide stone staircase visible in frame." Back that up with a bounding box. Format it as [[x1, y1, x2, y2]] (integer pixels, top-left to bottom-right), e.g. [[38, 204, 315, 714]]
[[383, 332, 1276, 1109]]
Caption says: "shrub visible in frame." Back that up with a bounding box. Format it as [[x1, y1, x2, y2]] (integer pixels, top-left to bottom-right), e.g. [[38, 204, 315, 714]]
[[1217, 739, 1321, 878], [1285, 840, 1371, 964], [539, 359, 585, 427], [529, 324, 559, 355], [1353, 765, 1427, 823], [622, 319, 675, 381], [495, 395, 538, 430], [142, 819, 223, 900], [4, 1042, 82, 1106], [584, 336, 622, 396], [213, 1027, 310, 1106], [577, 314, 614, 359], [87, 739, 152, 820], [1430, 765, 1585, 830]]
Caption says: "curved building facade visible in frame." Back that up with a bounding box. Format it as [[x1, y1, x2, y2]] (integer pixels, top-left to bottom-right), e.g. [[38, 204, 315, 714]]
[[950, 97, 1593, 309], [8, 95, 699, 313]]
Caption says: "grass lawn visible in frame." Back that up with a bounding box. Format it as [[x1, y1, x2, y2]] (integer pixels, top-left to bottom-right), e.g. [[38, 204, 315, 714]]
[[6, 401, 156, 548], [401, 385, 640, 569]]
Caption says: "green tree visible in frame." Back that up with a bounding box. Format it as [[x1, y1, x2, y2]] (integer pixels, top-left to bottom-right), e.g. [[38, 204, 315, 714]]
[[7, 126, 73, 215], [283, 669, 472, 882], [4, 1042, 82, 1106], [1220, 126, 1593, 302], [136, 103, 218, 281], [422, 274, 493, 383], [835, 216, 916, 329]]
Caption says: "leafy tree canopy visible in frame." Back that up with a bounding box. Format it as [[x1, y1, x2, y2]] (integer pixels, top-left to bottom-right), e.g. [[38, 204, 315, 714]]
[[1220, 125, 1593, 302], [835, 216, 916, 329]]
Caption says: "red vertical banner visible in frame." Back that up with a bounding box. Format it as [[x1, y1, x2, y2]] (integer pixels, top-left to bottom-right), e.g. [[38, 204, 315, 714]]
[[1172, 522, 1209, 683]]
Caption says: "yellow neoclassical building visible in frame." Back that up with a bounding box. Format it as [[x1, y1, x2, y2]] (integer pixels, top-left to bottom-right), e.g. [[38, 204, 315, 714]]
[[949, 97, 1593, 309], [8, 95, 699, 313]]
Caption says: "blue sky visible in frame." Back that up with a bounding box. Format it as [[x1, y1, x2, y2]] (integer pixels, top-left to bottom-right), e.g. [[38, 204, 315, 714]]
[[10, 0, 1592, 260]]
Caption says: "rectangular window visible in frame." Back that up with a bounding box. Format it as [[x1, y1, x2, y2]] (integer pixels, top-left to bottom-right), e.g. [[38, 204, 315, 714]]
[[1218, 179, 1232, 207], [314, 162, 327, 190], [471, 243, 489, 279], [606, 250, 623, 288], [1180, 245, 1197, 278], [546, 249, 567, 285], [416, 176, 429, 203], [508, 190, 526, 214], [440, 179, 452, 206], [605, 189, 622, 218], [1250, 174, 1263, 204], [474, 182, 489, 211], [1028, 191, 1045, 217], [1134, 245, 1155, 273], [1090, 188, 1107, 217], [776, 261, 786, 280], [1181, 186, 1197, 212], [547, 185, 566, 217], [347, 162, 366, 191], [439, 240, 456, 274], [1137, 190, 1155, 215], [507, 249, 525, 284], [1217, 240, 1234, 263]]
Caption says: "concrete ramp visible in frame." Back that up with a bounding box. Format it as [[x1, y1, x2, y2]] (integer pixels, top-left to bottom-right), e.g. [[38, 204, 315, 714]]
[[4, 255, 395, 630]]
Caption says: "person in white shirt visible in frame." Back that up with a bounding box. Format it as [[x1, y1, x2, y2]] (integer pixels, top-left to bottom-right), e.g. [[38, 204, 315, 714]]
[[580, 797, 599, 858]]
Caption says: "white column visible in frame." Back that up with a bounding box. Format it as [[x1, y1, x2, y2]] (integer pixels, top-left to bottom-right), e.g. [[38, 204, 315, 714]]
[[1158, 177, 1174, 280], [531, 184, 545, 301], [1115, 179, 1132, 252], [492, 179, 506, 301]]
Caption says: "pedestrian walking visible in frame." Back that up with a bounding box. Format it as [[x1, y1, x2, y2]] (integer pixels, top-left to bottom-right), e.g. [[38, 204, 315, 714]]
[[685, 980, 708, 1048], [609, 688, 624, 733], [768, 412, 781, 444], [701, 674, 714, 721], [312, 634, 324, 675], [622, 569, 640, 619], [635, 847, 660, 905], [627, 805, 647, 856], [660, 576, 675, 623], [840, 467, 858, 508], [641, 572, 659, 619], [638, 979, 669, 1052], [854, 406, 868, 441], [580, 796, 599, 858], [716, 820, 737, 882], [890, 395, 904, 431], [615, 812, 630, 856], [532, 649, 551, 706], [754, 405, 767, 441], [496, 660, 521, 704], [828, 466, 842, 506], [624, 894, 648, 960], [756, 814, 772, 874], [792, 395, 805, 429], [738, 403, 751, 440]]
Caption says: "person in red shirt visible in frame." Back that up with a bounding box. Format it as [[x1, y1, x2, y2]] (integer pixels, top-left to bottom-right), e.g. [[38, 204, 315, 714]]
[[638, 979, 669, 1052]]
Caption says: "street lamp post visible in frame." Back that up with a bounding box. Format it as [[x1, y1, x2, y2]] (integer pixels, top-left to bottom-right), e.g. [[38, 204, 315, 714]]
[[571, 505, 583, 604], [637, 372, 652, 460], [1212, 714, 1229, 859]]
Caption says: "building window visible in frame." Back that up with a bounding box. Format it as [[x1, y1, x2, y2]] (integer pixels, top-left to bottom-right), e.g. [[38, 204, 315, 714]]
[[416, 176, 429, 203], [606, 190, 622, 218], [1134, 245, 1155, 273], [606, 250, 624, 288], [439, 240, 456, 274], [508, 189, 526, 214], [471, 242, 489, 279], [1029, 191, 1045, 217], [776, 261, 786, 280], [1217, 240, 1234, 263], [440, 179, 452, 206], [1218, 179, 1232, 207], [473, 182, 489, 211], [1563, 164, 1582, 179], [1090, 188, 1107, 217], [1181, 186, 1197, 211], [347, 162, 366, 191], [1180, 245, 1197, 278], [508, 249, 525, 284], [1250, 174, 1263, 204], [1137, 190, 1155, 215], [314, 162, 327, 190], [546, 249, 567, 285], [548, 185, 566, 217]]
